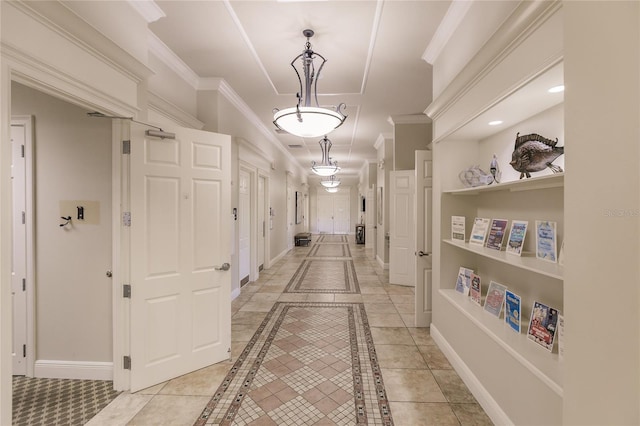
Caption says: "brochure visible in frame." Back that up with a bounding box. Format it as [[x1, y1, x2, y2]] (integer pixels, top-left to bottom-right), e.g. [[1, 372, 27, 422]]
[[451, 216, 466, 242], [454, 266, 474, 296], [504, 290, 521, 333], [506, 220, 528, 256], [483, 281, 507, 318], [557, 314, 565, 361], [527, 301, 560, 352], [469, 217, 491, 246], [470, 273, 482, 306], [485, 219, 508, 250], [536, 221, 557, 263]]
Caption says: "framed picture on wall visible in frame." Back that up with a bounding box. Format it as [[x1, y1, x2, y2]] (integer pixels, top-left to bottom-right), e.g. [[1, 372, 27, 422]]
[[295, 191, 303, 224], [377, 187, 383, 225]]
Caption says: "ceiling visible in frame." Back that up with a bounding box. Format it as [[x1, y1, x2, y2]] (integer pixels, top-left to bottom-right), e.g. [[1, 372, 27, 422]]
[[147, 0, 451, 182]]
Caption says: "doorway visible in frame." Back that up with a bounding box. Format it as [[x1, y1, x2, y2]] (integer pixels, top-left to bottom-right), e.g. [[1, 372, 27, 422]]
[[316, 192, 350, 234], [239, 169, 251, 286]]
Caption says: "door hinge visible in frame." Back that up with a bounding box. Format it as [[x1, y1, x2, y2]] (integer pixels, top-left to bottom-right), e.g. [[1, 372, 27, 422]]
[[21, 144, 25, 158], [22, 278, 26, 291], [123, 355, 131, 370], [122, 140, 131, 154], [122, 212, 131, 227], [23, 344, 26, 358], [123, 284, 131, 298]]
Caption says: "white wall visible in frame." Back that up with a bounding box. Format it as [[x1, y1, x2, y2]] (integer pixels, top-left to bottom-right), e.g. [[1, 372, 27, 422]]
[[12, 82, 113, 363], [563, 2, 640, 423]]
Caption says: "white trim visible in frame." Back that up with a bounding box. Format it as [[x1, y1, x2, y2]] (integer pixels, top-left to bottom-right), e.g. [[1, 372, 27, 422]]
[[4, 45, 139, 118], [231, 287, 241, 301], [373, 133, 390, 150], [387, 114, 432, 125], [424, 1, 561, 122], [270, 248, 289, 266], [147, 91, 205, 130], [375, 255, 388, 270], [431, 324, 513, 426], [10, 115, 36, 378], [422, 0, 473, 65], [360, 0, 384, 94], [34, 360, 113, 381], [126, 0, 166, 23], [147, 31, 200, 90]]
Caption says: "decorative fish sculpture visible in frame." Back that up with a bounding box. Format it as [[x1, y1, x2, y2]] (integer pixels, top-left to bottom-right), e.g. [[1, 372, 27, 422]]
[[510, 133, 564, 179]]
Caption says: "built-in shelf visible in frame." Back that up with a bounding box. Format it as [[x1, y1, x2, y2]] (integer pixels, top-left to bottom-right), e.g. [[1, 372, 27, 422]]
[[443, 239, 564, 280], [444, 173, 564, 195], [440, 288, 563, 396]]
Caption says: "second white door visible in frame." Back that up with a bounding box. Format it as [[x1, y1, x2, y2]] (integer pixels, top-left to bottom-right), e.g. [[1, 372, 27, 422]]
[[317, 193, 350, 234]]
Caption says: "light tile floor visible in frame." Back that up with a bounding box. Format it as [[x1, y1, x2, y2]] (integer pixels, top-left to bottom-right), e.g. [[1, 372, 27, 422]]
[[87, 236, 493, 426]]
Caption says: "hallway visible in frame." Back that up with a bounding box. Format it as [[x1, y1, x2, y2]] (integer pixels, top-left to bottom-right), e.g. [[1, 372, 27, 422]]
[[88, 235, 492, 425]]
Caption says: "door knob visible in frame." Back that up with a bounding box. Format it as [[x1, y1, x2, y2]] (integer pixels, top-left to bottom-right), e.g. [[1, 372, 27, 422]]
[[214, 263, 231, 271], [416, 251, 431, 257]]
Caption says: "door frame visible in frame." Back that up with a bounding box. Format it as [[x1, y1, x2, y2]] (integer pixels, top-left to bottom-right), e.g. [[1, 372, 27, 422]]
[[10, 115, 35, 377]]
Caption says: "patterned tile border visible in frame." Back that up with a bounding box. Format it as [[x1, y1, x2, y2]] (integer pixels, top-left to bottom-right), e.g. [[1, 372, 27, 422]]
[[283, 259, 361, 294], [316, 235, 348, 243], [308, 242, 352, 258], [194, 302, 393, 426]]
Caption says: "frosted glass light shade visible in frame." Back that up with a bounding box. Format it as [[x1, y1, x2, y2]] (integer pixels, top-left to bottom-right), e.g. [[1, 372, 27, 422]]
[[273, 106, 346, 138], [320, 176, 340, 188], [325, 187, 339, 193], [311, 164, 340, 177]]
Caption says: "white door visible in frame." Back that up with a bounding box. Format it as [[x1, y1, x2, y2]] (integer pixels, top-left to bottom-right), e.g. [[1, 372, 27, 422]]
[[389, 171, 415, 286], [333, 194, 350, 234], [11, 121, 27, 375], [257, 175, 265, 270], [317, 194, 334, 233], [239, 170, 250, 284], [365, 186, 375, 252], [287, 184, 294, 249], [415, 151, 433, 326], [129, 123, 231, 392]]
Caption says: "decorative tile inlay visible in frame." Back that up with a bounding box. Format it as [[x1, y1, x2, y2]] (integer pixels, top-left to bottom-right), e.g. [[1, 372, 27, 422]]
[[308, 243, 352, 258], [316, 235, 348, 243], [194, 302, 393, 425], [12, 377, 120, 426], [283, 259, 361, 294]]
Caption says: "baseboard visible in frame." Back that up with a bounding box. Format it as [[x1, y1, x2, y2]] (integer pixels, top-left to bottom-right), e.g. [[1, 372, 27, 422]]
[[430, 325, 513, 426], [231, 287, 241, 301], [270, 248, 288, 265], [35, 360, 113, 381], [375, 255, 389, 270]]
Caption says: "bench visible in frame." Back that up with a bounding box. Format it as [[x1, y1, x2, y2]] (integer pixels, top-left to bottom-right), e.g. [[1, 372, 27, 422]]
[[295, 232, 312, 247]]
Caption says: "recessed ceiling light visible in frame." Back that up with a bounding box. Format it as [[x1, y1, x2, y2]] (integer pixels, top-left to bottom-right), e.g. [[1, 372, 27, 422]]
[[488, 120, 503, 126], [548, 85, 565, 93]]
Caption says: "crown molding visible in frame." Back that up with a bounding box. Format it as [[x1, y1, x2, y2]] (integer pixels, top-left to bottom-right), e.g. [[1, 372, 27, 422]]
[[147, 91, 204, 129], [425, 0, 562, 121], [422, 0, 473, 65], [373, 133, 391, 150], [148, 31, 200, 89], [387, 114, 431, 126], [126, 0, 165, 24]]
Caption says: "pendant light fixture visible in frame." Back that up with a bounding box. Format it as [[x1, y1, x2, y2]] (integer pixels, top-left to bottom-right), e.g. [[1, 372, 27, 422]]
[[311, 136, 340, 176], [320, 175, 340, 188], [273, 29, 346, 138], [325, 187, 339, 193]]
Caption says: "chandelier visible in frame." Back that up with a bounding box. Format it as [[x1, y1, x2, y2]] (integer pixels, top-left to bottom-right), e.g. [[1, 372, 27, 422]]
[[311, 136, 340, 176], [325, 187, 339, 193], [320, 175, 340, 188], [273, 29, 346, 138]]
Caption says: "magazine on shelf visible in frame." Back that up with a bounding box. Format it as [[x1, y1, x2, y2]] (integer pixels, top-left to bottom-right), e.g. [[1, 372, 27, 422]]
[[527, 300, 560, 352], [506, 220, 528, 256], [536, 220, 557, 263], [470, 273, 482, 306], [483, 281, 507, 318], [469, 217, 491, 246], [454, 266, 474, 296], [485, 219, 508, 251], [504, 290, 521, 333], [451, 216, 466, 242]]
